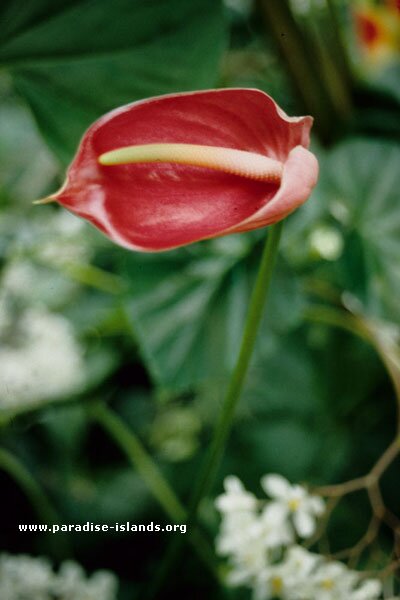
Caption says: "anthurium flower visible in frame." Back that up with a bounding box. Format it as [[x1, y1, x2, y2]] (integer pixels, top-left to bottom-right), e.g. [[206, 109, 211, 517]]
[[41, 89, 318, 252]]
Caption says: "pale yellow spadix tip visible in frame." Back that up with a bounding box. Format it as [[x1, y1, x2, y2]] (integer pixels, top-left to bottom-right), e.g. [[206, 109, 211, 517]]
[[32, 196, 57, 205], [99, 143, 283, 183]]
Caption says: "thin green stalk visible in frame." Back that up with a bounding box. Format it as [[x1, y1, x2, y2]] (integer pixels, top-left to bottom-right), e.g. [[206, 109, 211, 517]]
[[147, 222, 283, 599], [90, 402, 186, 521], [303, 305, 369, 341], [0, 447, 70, 558], [189, 221, 283, 512], [0, 447, 59, 525], [304, 304, 400, 417], [63, 263, 125, 294], [89, 402, 221, 582]]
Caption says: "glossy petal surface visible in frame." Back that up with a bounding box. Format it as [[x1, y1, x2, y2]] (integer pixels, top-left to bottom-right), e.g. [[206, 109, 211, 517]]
[[53, 89, 318, 251]]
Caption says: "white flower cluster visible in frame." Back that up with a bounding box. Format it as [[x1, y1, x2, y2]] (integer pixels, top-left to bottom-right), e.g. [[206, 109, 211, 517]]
[[12, 209, 92, 269], [0, 553, 118, 600], [35, 211, 92, 268], [0, 210, 89, 412], [0, 306, 85, 410], [215, 475, 383, 600], [1, 210, 92, 309]]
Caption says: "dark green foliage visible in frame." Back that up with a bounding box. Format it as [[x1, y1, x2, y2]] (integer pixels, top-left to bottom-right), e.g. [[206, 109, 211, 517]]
[[1, 0, 400, 598]]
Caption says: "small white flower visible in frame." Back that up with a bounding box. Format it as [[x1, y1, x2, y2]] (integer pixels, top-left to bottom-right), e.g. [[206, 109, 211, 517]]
[[254, 563, 292, 600], [216, 475, 258, 513], [0, 307, 85, 410], [309, 226, 344, 261], [307, 561, 359, 600], [214, 474, 383, 600], [216, 509, 260, 556], [259, 502, 294, 548], [350, 578, 382, 600], [216, 477, 271, 582], [2, 261, 39, 298], [261, 474, 325, 538], [10, 209, 91, 269], [0, 554, 118, 600], [225, 533, 269, 586], [253, 547, 321, 600], [284, 545, 321, 578], [0, 553, 54, 599], [54, 560, 118, 600]]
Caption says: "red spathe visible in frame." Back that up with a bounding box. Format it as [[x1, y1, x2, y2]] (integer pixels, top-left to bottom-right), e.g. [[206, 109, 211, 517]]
[[54, 88, 319, 252]]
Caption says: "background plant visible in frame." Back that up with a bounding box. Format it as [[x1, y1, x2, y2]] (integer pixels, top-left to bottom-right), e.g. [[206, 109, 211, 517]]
[[0, 0, 399, 598]]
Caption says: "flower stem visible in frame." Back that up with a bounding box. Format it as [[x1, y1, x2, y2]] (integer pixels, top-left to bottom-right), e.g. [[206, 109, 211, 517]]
[[189, 221, 283, 512], [0, 447, 70, 558], [0, 447, 59, 525], [304, 304, 400, 428], [89, 402, 221, 582], [147, 221, 283, 599], [90, 402, 186, 521]]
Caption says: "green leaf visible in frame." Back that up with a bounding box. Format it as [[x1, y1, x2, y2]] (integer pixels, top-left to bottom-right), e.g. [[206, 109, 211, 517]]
[[320, 139, 400, 321], [245, 332, 320, 418], [354, 65, 400, 140], [230, 330, 353, 484], [0, 0, 227, 162], [0, 89, 58, 204], [241, 420, 320, 481], [120, 234, 305, 391], [60, 467, 150, 524]]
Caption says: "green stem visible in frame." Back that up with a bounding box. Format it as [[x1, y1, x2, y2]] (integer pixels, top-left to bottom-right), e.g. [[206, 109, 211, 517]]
[[90, 402, 185, 521], [0, 447, 59, 525], [303, 305, 369, 341], [0, 446, 71, 558], [147, 222, 283, 599], [63, 263, 125, 294], [190, 221, 283, 512], [89, 402, 220, 582], [304, 304, 400, 417]]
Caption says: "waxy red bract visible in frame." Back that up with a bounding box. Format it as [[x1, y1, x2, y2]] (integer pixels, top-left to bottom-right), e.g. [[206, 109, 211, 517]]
[[50, 89, 319, 252]]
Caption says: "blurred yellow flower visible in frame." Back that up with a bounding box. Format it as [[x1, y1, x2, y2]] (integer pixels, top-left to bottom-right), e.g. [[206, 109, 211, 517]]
[[353, 0, 400, 68]]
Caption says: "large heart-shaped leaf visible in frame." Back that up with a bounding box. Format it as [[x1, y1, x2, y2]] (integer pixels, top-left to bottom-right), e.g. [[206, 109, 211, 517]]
[[120, 234, 305, 391], [319, 139, 400, 321], [0, 0, 227, 162], [280, 139, 400, 322]]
